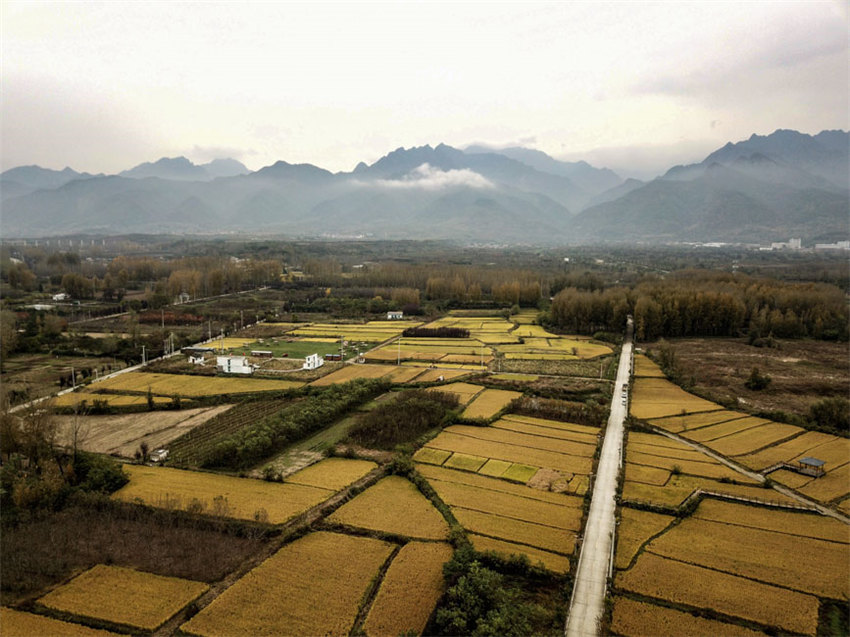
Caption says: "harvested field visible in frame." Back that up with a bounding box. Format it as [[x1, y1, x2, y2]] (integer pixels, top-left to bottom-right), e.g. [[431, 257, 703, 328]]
[[642, 338, 850, 417], [113, 465, 332, 524], [461, 388, 522, 420], [327, 476, 449, 540], [693, 499, 850, 543], [610, 597, 765, 637], [53, 405, 233, 458], [470, 535, 570, 574], [181, 532, 394, 637], [410, 368, 471, 383], [705, 423, 804, 457], [94, 372, 303, 397], [452, 508, 576, 554], [647, 517, 849, 599], [363, 542, 453, 637], [0, 607, 120, 636], [616, 553, 819, 635], [614, 508, 674, 570], [285, 458, 377, 491], [38, 564, 208, 631]]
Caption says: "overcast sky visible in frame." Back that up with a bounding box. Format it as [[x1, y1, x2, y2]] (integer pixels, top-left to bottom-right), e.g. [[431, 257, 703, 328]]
[[2, 1, 847, 179]]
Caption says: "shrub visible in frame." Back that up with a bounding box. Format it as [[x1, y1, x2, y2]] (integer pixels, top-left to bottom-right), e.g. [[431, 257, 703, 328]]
[[744, 367, 771, 391], [73, 452, 128, 494]]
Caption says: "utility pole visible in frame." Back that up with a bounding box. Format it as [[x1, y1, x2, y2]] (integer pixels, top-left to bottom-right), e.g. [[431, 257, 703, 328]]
[[141, 345, 146, 365], [71, 365, 76, 389], [397, 337, 401, 366], [208, 321, 212, 341], [240, 310, 244, 329]]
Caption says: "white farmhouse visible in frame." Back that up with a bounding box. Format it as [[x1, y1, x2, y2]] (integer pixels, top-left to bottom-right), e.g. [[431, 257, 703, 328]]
[[387, 311, 404, 320], [216, 355, 255, 375], [303, 353, 324, 371]]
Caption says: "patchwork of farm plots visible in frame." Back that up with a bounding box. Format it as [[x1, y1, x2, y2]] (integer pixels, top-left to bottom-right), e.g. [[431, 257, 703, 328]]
[[364, 312, 612, 366], [37, 564, 208, 631], [632, 354, 850, 507], [181, 530, 452, 637], [52, 391, 174, 408], [113, 458, 376, 523], [288, 320, 423, 342], [0, 607, 121, 636], [612, 499, 850, 636], [309, 363, 471, 386], [90, 371, 303, 397]]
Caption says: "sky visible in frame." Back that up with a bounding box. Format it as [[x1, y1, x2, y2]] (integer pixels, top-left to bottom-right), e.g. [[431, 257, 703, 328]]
[[1, 1, 847, 180]]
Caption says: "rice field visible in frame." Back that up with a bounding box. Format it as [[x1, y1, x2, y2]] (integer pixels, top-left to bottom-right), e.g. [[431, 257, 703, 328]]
[[94, 371, 303, 397], [797, 463, 850, 502], [38, 564, 208, 631], [736, 430, 838, 471], [621, 474, 798, 509], [461, 388, 522, 420], [679, 416, 771, 442], [624, 463, 671, 486], [327, 476, 450, 540], [694, 499, 850, 543], [493, 417, 599, 445], [113, 465, 333, 524], [610, 597, 766, 637], [452, 507, 576, 555], [469, 534, 571, 574], [425, 428, 592, 476], [284, 457, 377, 491], [647, 516, 849, 599], [411, 368, 471, 383], [427, 382, 485, 405], [703, 422, 804, 457], [181, 531, 394, 637], [629, 377, 723, 419], [412, 447, 452, 465], [443, 452, 488, 472], [362, 542, 453, 637], [647, 409, 751, 433], [309, 363, 425, 387], [614, 508, 674, 569], [0, 607, 121, 636], [616, 553, 819, 635], [632, 354, 666, 378], [289, 321, 422, 342], [52, 391, 173, 408]]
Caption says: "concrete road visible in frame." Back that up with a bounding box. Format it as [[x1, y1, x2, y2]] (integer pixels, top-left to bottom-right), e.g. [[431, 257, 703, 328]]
[[565, 318, 633, 637]]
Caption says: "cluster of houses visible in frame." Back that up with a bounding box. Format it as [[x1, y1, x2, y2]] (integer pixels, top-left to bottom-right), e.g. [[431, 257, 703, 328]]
[[181, 346, 326, 375]]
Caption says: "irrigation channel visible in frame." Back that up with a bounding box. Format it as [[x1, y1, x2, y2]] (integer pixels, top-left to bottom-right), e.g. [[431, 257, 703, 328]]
[[565, 317, 633, 637]]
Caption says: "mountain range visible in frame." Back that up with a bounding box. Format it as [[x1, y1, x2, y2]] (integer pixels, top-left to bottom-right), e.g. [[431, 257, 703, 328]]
[[1, 129, 847, 244]]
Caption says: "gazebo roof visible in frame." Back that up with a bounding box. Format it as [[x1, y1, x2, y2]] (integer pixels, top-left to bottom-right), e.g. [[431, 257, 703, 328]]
[[798, 457, 826, 467]]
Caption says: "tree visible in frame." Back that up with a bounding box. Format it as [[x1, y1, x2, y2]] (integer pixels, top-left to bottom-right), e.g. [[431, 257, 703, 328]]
[[0, 310, 19, 370], [744, 367, 771, 391], [809, 397, 850, 434]]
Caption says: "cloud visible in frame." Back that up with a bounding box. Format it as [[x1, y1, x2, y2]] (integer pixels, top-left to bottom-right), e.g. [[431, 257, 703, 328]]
[[359, 163, 495, 190]]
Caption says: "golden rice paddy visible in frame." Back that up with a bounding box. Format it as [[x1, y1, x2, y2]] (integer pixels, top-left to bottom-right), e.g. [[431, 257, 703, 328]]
[[113, 465, 332, 524], [469, 534, 571, 574], [52, 391, 172, 408], [362, 542, 453, 637], [614, 508, 675, 570], [181, 531, 394, 637], [426, 382, 484, 405], [452, 507, 576, 555], [95, 372, 303, 397], [38, 564, 208, 631], [632, 354, 667, 378], [0, 607, 121, 636], [461, 388, 522, 420], [284, 458, 376, 491], [616, 553, 819, 635], [630, 377, 723, 420], [704, 423, 804, 457], [610, 597, 766, 637], [327, 476, 450, 540]]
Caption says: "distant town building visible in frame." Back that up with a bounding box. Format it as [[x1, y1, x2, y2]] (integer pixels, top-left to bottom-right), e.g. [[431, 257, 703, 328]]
[[52, 292, 70, 301], [769, 238, 802, 250], [216, 355, 255, 375], [814, 240, 850, 251], [176, 292, 191, 303], [303, 353, 324, 370], [387, 311, 404, 320]]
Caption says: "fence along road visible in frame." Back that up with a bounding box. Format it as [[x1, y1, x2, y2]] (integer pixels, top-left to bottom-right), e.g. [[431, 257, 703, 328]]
[[565, 317, 633, 637]]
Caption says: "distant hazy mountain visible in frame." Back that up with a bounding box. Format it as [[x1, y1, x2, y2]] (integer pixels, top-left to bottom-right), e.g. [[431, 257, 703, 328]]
[[2, 131, 847, 244], [119, 156, 249, 181], [0, 165, 100, 199], [573, 130, 849, 243], [465, 144, 622, 201]]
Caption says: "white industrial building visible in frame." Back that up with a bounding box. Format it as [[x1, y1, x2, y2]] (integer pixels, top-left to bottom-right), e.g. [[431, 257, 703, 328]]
[[216, 355, 255, 375]]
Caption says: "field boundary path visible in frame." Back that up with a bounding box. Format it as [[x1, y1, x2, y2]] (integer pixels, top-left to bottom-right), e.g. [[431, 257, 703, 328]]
[[565, 318, 633, 637]]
